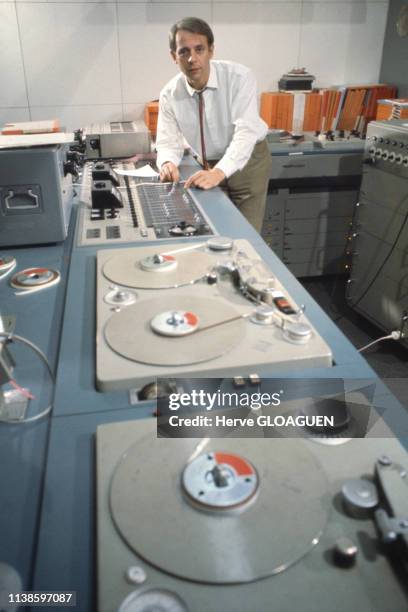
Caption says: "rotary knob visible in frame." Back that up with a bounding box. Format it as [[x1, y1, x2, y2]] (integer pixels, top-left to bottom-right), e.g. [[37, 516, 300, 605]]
[[333, 537, 358, 568]]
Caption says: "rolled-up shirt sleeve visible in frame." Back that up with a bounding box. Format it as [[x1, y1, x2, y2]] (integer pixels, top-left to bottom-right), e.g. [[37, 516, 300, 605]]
[[156, 90, 185, 170], [215, 70, 266, 178]]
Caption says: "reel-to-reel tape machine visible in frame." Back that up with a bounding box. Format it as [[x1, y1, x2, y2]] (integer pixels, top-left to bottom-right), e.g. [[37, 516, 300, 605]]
[[96, 418, 408, 612], [96, 237, 333, 392]]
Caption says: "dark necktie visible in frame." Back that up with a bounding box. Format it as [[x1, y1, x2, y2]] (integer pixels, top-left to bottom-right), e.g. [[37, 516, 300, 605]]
[[197, 90, 209, 170]]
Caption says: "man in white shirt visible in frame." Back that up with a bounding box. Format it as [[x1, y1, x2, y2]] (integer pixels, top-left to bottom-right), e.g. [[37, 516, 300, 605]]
[[156, 17, 272, 232]]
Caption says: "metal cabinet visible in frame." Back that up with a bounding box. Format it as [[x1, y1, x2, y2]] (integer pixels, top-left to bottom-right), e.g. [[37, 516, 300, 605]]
[[261, 148, 363, 277], [346, 120, 408, 345]]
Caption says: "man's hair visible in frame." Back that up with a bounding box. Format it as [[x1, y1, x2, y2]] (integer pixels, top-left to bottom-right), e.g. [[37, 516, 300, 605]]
[[169, 17, 214, 52]]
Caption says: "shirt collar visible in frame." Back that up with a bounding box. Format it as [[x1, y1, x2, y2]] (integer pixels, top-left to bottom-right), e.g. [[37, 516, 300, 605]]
[[183, 61, 219, 97]]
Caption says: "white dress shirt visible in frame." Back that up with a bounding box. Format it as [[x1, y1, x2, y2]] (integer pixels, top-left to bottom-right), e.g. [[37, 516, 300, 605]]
[[156, 60, 268, 179]]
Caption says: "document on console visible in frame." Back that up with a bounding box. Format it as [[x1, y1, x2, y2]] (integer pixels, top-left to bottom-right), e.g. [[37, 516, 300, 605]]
[[115, 164, 159, 178]]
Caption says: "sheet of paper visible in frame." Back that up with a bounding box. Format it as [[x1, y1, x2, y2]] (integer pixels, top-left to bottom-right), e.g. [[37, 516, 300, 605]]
[[114, 164, 159, 178], [0, 132, 75, 148]]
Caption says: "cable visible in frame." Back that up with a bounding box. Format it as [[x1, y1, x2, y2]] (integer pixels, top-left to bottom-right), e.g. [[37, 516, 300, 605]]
[[9, 379, 35, 400], [358, 330, 402, 353], [348, 194, 408, 309], [0, 332, 55, 424]]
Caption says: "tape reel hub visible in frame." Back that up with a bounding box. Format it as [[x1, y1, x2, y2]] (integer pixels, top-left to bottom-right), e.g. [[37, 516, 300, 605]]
[[104, 296, 245, 366], [15, 268, 53, 286], [140, 254, 177, 272], [10, 267, 60, 289], [182, 452, 258, 510], [150, 310, 200, 337]]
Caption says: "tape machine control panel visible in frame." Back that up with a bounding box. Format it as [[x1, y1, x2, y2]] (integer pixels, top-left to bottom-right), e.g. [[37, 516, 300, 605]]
[[77, 161, 215, 246]]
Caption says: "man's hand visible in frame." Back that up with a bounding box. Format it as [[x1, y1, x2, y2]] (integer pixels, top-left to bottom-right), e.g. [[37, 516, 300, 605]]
[[159, 162, 180, 183], [184, 168, 225, 190]]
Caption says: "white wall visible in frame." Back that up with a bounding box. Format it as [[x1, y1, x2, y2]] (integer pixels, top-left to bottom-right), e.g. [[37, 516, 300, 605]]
[[0, 0, 390, 131]]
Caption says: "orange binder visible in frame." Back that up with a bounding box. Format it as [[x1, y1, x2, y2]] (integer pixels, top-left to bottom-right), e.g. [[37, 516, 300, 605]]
[[144, 101, 159, 136]]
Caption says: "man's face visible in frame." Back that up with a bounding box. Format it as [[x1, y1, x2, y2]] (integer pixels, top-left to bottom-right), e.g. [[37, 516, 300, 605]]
[[171, 30, 214, 90]]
